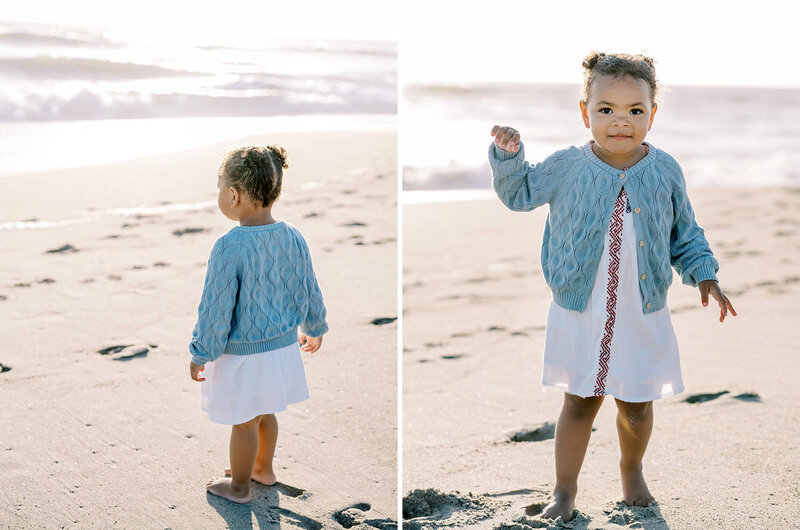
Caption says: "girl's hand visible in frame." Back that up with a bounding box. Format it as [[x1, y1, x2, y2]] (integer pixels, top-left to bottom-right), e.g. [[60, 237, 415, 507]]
[[299, 334, 322, 353], [699, 280, 737, 323], [190, 361, 206, 382], [491, 125, 521, 153]]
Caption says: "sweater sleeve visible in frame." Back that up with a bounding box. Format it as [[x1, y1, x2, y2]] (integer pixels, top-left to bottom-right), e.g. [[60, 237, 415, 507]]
[[298, 238, 328, 338], [189, 236, 239, 365], [489, 142, 565, 212], [669, 165, 719, 286]]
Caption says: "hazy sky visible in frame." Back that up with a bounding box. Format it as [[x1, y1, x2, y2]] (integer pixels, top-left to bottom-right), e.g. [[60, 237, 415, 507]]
[[2, 0, 398, 43], [400, 0, 800, 87], [6, 1, 799, 88]]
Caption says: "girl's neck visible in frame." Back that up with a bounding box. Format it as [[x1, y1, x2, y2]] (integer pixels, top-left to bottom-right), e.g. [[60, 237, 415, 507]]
[[237, 208, 277, 227], [590, 140, 649, 170]]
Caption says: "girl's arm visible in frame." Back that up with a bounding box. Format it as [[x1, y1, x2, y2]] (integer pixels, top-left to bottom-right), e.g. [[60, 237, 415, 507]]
[[669, 168, 719, 287], [189, 237, 239, 365], [489, 126, 567, 212], [670, 171, 737, 323], [299, 238, 328, 339]]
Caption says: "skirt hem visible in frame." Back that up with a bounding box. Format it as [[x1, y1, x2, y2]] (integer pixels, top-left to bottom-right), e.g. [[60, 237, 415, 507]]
[[204, 393, 309, 426], [541, 380, 685, 403]]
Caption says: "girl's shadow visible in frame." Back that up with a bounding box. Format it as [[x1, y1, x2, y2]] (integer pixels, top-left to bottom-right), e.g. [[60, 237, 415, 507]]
[[207, 481, 323, 529]]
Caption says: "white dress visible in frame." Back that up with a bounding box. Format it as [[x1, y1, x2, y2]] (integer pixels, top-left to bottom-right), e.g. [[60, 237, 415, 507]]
[[541, 187, 684, 403], [200, 341, 310, 425]]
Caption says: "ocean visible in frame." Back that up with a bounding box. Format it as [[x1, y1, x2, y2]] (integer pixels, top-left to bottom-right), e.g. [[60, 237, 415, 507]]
[[0, 20, 396, 176], [402, 82, 800, 199]]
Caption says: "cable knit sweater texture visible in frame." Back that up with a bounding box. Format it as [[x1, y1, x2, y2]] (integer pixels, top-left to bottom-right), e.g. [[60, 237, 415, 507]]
[[189, 221, 328, 366], [490, 140, 718, 314]]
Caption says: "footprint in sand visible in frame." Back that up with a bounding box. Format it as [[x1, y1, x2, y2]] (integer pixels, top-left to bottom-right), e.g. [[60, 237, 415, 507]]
[[0, 294, 6, 301], [342, 221, 368, 227], [440, 354, 465, 360], [505, 424, 597, 444], [304, 212, 322, 218], [97, 344, 157, 361], [333, 502, 375, 528], [153, 262, 170, 267], [603, 501, 667, 529], [13, 282, 31, 288], [0, 363, 10, 374], [371, 317, 397, 326], [37, 278, 56, 284], [172, 227, 206, 236], [733, 392, 761, 402], [683, 391, 729, 404], [46, 244, 79, 254], [683, 391, 761, 404], [506, 422, 556, 443], [403, 489, 503, 528]]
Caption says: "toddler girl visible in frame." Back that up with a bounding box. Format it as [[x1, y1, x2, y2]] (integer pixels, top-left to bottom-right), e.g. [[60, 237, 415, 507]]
[[489, 52, 737, 521], [188, 145, 328, 503]]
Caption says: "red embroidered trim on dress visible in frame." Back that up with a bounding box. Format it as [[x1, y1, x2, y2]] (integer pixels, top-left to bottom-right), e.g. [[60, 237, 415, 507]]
[[593, 188, 627, 396]]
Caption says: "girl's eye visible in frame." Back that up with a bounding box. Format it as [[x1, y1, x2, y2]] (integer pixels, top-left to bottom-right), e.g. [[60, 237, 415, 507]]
[[599, 108, 611, 114], [631, 108, 643, 115]]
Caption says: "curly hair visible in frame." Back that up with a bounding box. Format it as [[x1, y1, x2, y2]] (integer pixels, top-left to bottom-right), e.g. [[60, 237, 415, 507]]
[[219, 145, 288, 207], [581, 51, 660, 106]]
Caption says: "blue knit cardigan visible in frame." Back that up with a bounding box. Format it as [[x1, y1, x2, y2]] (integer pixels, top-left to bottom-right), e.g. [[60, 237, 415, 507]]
[[189, 221, 328, 366], [490, 140, 718, 314]]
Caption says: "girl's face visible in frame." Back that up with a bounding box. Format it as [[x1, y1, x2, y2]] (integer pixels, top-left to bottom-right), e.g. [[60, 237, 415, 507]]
[[217, 173, 238, 221], [579, 74, 657, 158]]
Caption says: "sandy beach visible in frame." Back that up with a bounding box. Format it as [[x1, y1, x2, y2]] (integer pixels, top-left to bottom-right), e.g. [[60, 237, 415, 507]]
[[0, 128, 398, 528], [402, 187, 800, 529]]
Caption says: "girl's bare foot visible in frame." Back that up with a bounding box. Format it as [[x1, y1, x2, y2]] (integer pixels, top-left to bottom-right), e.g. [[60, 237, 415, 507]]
[[541, 486, 577, 522], [620, 462, 655, 507], [206, 477, 251, 503], [223, 466, 277, 486]]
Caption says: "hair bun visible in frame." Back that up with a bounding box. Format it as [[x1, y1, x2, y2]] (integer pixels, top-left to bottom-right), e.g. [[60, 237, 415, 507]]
[[582, 50, 606, 71], [267, 145, 288, 169]]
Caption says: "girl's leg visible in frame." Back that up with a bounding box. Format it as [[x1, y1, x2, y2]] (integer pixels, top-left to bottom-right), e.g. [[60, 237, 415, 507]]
[[614, 398, 655, 506], [542, 393, 605, 521], [224, 414, 279, 485], [206, 416, 261, 503], [252, 413, 278, 485]]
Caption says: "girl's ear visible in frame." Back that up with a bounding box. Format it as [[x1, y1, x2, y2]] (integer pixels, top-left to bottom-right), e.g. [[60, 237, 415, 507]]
[[648, 103, 658, 131], [579, 100, 590, 128], [229, 187, 240, 207]]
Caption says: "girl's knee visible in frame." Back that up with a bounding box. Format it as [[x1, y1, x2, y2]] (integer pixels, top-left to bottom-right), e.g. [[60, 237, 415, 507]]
[[615, 399, 652, 422], [563, 393, 604, 417], [233, 416, 262, 429]]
